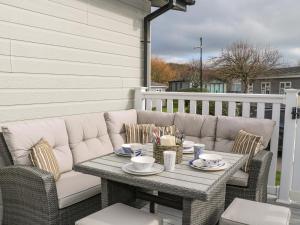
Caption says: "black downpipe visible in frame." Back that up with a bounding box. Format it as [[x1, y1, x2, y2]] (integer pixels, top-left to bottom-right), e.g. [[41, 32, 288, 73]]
[[143, 0, 174, 88]]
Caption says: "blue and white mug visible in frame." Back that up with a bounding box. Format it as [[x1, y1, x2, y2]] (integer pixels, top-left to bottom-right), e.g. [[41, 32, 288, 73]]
[[193, 144, 205, 160]]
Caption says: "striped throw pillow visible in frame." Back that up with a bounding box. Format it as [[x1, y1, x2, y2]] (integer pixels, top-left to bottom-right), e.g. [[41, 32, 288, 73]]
[[29, 138, 60, 181], [232, 130, 263, 173], [125, 124, 155, 144]]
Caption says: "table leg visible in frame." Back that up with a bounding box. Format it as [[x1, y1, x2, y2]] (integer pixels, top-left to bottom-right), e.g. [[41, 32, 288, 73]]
[[182, 183, 226, 225], [101, 178, 137, 208]]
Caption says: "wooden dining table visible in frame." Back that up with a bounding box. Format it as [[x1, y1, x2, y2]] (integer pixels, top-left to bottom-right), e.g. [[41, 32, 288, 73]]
[[75, 147, 248, 225]]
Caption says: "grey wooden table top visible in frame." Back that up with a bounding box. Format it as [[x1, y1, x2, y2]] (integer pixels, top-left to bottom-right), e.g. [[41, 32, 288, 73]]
[[75, 149, 248, 201]]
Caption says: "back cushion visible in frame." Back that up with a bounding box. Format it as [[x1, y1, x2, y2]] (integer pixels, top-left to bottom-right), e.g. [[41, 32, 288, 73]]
[[1, 118, 73, 173], [174, 113, 217, 150], [105, 109, 137, 150], [215, 116, 275, 152], [137, 111, 175, 127], [65, 113, 113, 164]]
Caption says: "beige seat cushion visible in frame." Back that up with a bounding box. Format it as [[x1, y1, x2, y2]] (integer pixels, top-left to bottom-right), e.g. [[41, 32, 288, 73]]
[[105, 109, 137, 150], [65, 113, 113, 164], [75, 203, 162, 225], [227, 170, 249, 187], [215, 116, 275, 153], [220, 198, 291, 225], [174, 113, 217, 150], [56, 170, 101, 209], [137, 111, 175, 127], [1, 118, 73, 173]]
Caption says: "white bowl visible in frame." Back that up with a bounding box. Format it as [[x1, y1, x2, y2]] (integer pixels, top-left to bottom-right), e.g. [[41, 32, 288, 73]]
[[131, 156, 155, 172], [183, 140, 194, 148], [198, 153, 222, 167]]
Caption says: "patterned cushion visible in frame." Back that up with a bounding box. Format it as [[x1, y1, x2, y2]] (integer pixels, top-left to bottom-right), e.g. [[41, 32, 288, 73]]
[[125, 124, 155, 144], [30, 138, 60, 181], [232, 130, 262, 172]]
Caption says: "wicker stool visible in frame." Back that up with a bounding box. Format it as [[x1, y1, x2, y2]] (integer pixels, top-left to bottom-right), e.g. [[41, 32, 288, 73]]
[[75, 203, 162, 225], [220, 198, 291, 225]]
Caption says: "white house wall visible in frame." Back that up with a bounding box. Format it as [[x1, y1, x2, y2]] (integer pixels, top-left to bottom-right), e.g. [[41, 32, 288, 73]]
[[0, 0, 150, 123]]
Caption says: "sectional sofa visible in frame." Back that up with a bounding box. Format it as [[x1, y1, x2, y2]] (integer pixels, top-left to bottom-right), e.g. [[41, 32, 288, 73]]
[[0, 109, 275, 225]]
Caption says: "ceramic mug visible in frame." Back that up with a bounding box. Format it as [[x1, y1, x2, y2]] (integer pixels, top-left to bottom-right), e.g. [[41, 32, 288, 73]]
[[193, 144, 205, 160]]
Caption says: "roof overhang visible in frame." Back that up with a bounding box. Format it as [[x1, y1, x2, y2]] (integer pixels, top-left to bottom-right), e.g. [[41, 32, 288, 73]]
[[151, 0, 195, 11]]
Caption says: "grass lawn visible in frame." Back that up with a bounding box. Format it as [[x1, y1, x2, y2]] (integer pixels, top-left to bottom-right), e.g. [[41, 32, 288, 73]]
[[276, 171, 281, 186]]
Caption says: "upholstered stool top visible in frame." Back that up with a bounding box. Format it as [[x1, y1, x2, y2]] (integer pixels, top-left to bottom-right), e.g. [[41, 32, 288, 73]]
[[220, 198, 291, 225], [76, 203, 162, 225]]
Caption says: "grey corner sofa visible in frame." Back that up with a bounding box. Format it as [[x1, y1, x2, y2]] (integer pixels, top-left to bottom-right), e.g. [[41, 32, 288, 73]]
[[0, 109, 275, 225]]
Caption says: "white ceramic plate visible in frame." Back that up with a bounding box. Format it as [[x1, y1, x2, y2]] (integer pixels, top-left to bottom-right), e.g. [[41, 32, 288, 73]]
[[122, 163, 164, 176], [183, 140, 194, 148], [114, 148, 142, 157], [182, 147, 194, 154], [189, 160, 229, 171]]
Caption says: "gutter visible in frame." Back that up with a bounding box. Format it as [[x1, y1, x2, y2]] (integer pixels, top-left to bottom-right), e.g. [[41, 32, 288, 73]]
[[143, 0, 195, 88]]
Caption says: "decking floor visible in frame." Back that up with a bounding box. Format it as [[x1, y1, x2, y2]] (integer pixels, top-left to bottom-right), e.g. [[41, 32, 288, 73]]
[[142, 198, 300, 225]]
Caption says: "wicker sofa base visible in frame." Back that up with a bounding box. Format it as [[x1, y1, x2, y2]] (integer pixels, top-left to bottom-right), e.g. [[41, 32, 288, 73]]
[[59, 194, 101, 225], [101, 177, 226, 225]]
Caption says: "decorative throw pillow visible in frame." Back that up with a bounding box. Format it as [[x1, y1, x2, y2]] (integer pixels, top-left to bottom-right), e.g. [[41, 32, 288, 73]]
[[125, 124, 155, 144], [29, 138, 60, 181], [232, 130, 263, 173]]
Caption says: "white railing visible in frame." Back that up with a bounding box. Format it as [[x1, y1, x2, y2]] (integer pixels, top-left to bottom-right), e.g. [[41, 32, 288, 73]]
[[135, 87, 300, 204]]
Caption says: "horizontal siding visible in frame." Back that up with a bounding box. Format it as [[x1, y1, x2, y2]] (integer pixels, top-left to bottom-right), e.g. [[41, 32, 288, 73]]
[[0, 73, 123, 89], [0, 89, 134, 106], [0, 99, 134, 122], [11, 41, 142, 68], [0, 55, 11, 72], [0, 39, 10, 55], [11, 56, 141, 77], [0, 0, 149, 124], [0, 21, 141, 58], [0, 2, 141, 46], [87, 0, 146, 24]]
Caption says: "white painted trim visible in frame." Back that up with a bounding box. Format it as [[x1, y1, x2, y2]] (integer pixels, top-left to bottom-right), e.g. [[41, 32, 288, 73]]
[[290, 190, 300, 203], [278, 89, 299, 204], [256, 74, 300, 79], [142, 91, 285, 104], [268, 185, 279, 196]]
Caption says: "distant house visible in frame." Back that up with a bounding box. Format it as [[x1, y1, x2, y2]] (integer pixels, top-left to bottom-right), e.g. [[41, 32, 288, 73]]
[[168, 79, 192, 91], [150, 82, 168, 92], [250, 66, 300, 94], [205, 79, 227, 93]]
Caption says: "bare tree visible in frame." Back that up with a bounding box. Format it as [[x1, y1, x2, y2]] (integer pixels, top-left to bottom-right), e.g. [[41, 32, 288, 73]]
[[188, 59, 201, 88], [211, 41, 281, 93]]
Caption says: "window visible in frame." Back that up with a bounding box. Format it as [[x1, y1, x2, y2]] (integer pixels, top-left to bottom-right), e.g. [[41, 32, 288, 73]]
[[279, 82, 292, 94], [231, 81, 242, 93], [248, 83, 253, 94], [261, 82, 271, 94]]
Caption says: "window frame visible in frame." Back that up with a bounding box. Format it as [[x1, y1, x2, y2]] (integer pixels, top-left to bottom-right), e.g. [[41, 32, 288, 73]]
[[261, 82, 271, 94], [279, 81, 292, 94]]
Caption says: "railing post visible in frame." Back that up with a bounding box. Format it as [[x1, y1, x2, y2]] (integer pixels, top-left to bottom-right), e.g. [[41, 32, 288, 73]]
[[291, 90, 300, 202], [134, 87, 147, 111], [278, 89, 299, 204]]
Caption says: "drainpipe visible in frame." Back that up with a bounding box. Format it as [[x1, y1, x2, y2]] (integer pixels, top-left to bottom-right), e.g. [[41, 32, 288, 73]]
[[143, 0, 175, 89]]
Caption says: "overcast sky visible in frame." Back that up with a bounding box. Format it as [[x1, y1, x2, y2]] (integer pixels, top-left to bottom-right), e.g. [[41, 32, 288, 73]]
[[151, 0, 300, 66]]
